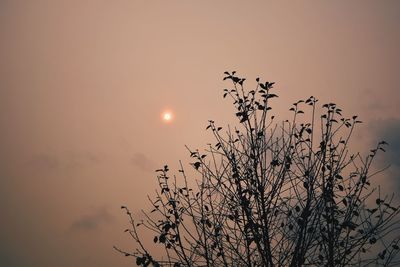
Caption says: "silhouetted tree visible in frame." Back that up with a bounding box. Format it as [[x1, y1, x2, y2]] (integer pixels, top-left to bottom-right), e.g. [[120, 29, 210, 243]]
[[115, 72, 400, 266]]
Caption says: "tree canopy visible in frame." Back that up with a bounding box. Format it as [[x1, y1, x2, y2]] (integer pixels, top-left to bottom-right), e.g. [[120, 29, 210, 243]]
[[116, 72, 400, 266]]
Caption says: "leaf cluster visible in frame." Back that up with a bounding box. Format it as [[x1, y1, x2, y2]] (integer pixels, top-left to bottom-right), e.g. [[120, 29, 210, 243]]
[[116, 72, 400, 267]]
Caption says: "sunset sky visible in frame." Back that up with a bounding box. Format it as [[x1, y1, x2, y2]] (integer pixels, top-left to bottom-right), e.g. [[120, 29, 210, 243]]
[[1, 1, 400, 266]]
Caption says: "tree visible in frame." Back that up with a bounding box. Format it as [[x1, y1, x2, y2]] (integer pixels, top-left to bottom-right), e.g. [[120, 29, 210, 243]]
[[115, 72, 400, 266]]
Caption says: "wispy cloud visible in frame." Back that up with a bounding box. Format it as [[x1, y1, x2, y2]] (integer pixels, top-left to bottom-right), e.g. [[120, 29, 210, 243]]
[[368, 118, 400, 191], [131, 153, 156, 172], [26, 152, 101, 172], [70, 207, 114, 232], [370, 118, 400, 167]]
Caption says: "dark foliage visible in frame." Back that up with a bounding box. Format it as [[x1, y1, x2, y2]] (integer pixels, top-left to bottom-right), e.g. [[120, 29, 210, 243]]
[[115, 72, 400, 266]]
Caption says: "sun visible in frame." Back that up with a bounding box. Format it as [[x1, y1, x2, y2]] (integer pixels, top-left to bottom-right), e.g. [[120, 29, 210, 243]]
[[162, 111, 173, 122]]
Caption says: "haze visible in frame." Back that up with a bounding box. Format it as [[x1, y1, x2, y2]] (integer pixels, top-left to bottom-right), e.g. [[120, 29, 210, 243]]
[[1, 1, 400, 266]]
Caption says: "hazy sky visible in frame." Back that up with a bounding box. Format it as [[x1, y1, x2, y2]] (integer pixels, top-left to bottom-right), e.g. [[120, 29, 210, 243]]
[[1, 1, 400, 266]]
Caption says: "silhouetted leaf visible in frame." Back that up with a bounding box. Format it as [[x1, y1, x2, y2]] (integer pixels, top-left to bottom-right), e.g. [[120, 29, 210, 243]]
[[240, 114, 248, 123], [193, 162, 201, 170], [303, 182, 309, 189], [159, 234, 166, 244], [136, 257, 143, 265]]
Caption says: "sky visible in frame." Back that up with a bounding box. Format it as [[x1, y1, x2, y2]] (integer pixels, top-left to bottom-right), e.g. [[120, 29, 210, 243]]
[[1, 1, 400, 266]]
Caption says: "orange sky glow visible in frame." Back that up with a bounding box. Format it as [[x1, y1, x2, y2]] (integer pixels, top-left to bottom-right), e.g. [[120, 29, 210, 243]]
[[1, 1, 400, 266]]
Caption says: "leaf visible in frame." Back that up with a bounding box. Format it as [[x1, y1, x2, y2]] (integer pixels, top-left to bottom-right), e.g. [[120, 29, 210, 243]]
[[193, 162, 201, 170], [240, 115, 248, 123], [267, 94, 278, 99], [367, 208, 378, 214], [159, 234, 166, 243], [335, 174, 343, 180], [303, 181, 309, 189], [136, 257, 143, 265]]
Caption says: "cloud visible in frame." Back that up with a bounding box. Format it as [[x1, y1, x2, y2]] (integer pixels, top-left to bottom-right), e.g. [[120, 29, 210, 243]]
[[26, 152, 101, 173], [70, 207, 114, 232], [0, 243, 30, 267], [370, 118, 400, 167], [368, 118, 400, 191], [27, 154, 60, 170], [131, 153, 156, 172]]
